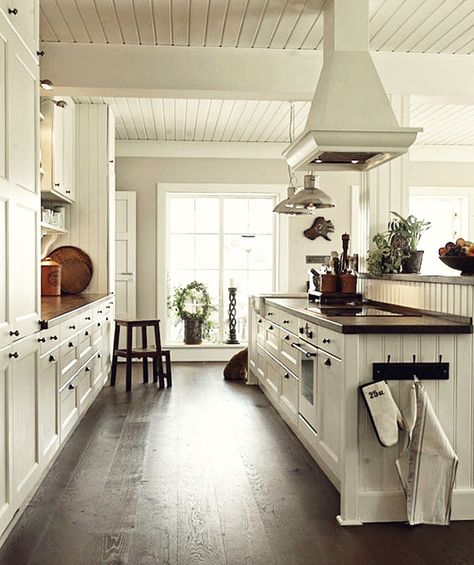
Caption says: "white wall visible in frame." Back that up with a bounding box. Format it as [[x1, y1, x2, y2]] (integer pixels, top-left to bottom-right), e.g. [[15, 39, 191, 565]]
[[116, 156, 358, 318]]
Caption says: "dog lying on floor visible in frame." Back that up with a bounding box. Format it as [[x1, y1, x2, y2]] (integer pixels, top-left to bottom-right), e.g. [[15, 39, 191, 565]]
[[223, 348, 248, 381]]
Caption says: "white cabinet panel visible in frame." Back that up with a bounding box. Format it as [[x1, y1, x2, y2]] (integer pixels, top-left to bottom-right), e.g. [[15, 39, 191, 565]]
[[0, 197, 10, 349], [0, 30, 6, 180], [10, 51, 37, 195], [62, 101, 75, 200], [39, 351, 59, 466], [10, 201, 40, 337], [4, 1, 38, 55], [51, 102, 64, 194], [11, 335, 40, 507], [0, 346, 12, 534], [318, 353, 342, 472]]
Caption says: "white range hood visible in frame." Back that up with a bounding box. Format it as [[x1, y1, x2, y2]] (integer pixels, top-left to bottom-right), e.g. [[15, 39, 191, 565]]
[[283, 0, 421, 172]]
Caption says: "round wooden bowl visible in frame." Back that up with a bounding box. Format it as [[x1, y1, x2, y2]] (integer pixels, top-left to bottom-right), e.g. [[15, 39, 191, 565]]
[[439, 255, 474, 276]]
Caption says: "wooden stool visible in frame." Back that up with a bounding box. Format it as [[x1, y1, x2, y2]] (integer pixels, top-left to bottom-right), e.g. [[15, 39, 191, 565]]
[[110, 319, 172, 391]]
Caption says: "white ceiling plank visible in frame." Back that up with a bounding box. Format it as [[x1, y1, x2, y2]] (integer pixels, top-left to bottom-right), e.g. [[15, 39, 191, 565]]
[[171, 0, 191, 45], [54, 0, 91, 43], [193, 99, 211, 140], [283, 0, 324, 49], [72, 0, 109, 43], [184, 98, 200, 140], [112, 0, 140, 44], [269, 0, 309, 49], [40, 0, 75, 42], [94, 0, 124, 43], [253, 0, 287, 48], [137, 97, 158, 138], [150, 98, 166, 139], [245, 100, 284, 140], [220, 0, 249, 47], [212, 99, 237, 140], [202, 99, 224, 141], [228, 99, 260, 140], [219, 99, 247, 141], [40, 8, 59, 42], [113, 97, 139, 139], [205, 0, 230, 47], [429, 14, 474, 55], [152, 0, 172, 44], [236, 0, 270, 47], [297, 2, 324, 49], [423, 4, 474, 54], [256, 100, 289, 141], [188, 0, 209, 46], [162, 98, 176, 139], [173, 98, 188, 140], [132, 0, 157, 45]]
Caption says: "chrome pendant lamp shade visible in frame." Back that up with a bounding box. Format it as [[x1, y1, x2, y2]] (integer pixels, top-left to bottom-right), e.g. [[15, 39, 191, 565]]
[[284, 174, 335, 212]]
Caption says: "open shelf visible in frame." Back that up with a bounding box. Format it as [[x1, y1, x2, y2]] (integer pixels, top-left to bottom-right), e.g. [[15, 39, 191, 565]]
[[41, 222, 67, 235], [41, 189, 73, 204]]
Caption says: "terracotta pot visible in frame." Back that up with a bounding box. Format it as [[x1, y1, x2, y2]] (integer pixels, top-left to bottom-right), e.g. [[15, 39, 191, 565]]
[[41, 257, 62, 296], [339, 273, 357, 294], [320, 273, 338, 293], [402, 250, 424, 274], [183, 318, 203, 345]]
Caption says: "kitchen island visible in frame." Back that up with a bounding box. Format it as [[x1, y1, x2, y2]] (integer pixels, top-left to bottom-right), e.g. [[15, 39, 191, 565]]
[[248, 294, 473, 525]]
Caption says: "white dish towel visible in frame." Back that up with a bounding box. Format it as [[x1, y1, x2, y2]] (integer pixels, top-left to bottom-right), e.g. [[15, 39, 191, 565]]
[[396, 380, 458, 526]]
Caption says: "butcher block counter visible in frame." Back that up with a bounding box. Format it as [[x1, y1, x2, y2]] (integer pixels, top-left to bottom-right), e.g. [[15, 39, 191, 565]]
[[40, 293, 113, 328], [248, 293, 474, 526]]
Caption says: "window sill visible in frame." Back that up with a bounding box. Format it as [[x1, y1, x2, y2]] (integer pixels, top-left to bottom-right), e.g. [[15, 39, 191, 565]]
[[164, 342, 247, 349]]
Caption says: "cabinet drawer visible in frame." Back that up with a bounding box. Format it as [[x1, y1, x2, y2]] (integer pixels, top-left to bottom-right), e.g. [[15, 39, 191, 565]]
[[279, 312, 299, 336], [280, 369, 298, 425], [37, 326, 60, 356], [59, 337, 79, 389], [317, 327, 342, 359], [256, 345, 266, 383], [299, 320, 318, 347], [280, 333, 299, 373], [77, 309, 94, 330], [60, 377, 79, 442], [90, 352, 103, 392], [94, 303, 107, 319], [77, 364, 93, 414], [78, 326, 93, 365], [39, 351, 60, 463], [256, 315, 265, 346], [91, 325, 103, 355], [264, 304, 281, 325], [264, 320, 280, 357], [264, 355, 280, 404], [60, 316, 79, 343]]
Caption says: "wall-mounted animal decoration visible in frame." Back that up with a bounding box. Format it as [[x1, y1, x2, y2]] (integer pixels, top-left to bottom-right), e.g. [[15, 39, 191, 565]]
[[304, 217, 335, 241]]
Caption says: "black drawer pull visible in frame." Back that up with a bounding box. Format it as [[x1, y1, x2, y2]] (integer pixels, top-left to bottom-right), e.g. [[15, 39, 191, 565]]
[[98, 354, 101, 359], [38, 337, 46, 343], [269, 325, 274, 330], [267, 312, 273, 316], [291, 343, 317, 358], [97, 310, 103, 314], [68, 383, 76, 390], [50, 335, 58, 340], [65, 190, 71, 194], [85, 331, 89, 336], [299, 327, 304, 334], [8, 8, 18, 15], [69, 325, 76, 330], [85, 317, 91, 321], [283, 320, 290, 324], [9, 330, 19, 337], [306, 330, 313, 339], [324, 358, 331, 367], [97, 322, 101, 327], [37, 50, 45, 57], [9, 352, 18, 359], [284, 373, 290, 379], [284, 335, 290, 341], [54, 182, 60, 187], [68, 341, 74, 348], [85, 366, 90, 372], [322, 338, 331, 344], [49, 355, 56, 363]]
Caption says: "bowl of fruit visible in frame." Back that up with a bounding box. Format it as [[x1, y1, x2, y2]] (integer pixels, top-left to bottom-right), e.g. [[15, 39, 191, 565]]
[[439, 238, 474, 275]]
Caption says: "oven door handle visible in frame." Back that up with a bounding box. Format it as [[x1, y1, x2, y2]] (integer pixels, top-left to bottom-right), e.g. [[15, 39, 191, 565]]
[[291, 342, 317, 358]]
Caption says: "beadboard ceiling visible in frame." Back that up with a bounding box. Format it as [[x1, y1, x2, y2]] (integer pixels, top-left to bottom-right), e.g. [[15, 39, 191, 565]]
[[41, 0, 473, 54], [73, 96, 474, 146]]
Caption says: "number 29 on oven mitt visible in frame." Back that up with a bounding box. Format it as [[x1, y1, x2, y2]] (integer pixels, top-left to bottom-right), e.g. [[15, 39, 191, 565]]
[[360, 381, 404, 447]]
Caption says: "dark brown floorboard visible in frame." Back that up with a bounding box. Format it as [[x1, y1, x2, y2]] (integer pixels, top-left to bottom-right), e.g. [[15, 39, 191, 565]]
[[1, 362, 474, 564]]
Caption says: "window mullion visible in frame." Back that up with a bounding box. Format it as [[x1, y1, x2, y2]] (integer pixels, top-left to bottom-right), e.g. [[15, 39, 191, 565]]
[[219, 196, 225, 344]]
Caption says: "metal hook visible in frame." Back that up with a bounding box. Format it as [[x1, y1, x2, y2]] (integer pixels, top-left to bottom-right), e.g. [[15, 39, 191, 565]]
[[413, 354, 416, 363], [387, 354, 391, 363], [439, 354, 443, 363]]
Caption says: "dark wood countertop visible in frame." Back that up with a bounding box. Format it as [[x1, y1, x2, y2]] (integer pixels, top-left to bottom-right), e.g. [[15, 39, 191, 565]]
[[264, 297, 472, 334], [40, 294, 112, 328], [359, 272, 474, 285]]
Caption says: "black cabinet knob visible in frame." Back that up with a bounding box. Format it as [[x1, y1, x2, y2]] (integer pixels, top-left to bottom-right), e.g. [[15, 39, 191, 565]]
[[9, 352, 18, 359], [66, 190, 71, 194], [38, 337, 46, 343], [49, 355, 56, 362], [97, 310, 103, 314], [37, 50, 45, 57], [284, 335, 290, 341], [9, 330, 19, 337], [85, 331, 89, 336], [68, 342, 74, 347], [299, 327, 304, 334], [97, 323, 101, 327], [98, 354, 101, 359], [68, 383, 76, 390], [306, 331, 313, 339], [85, 366, 90, 372], [85, 317, 91, 321], [269, 325, 274, 330], [322, 338, 331, 344], [258, 318, 262, 323], [50, 335, 58, 340], [8, 8, 18, 15], [69, 325, 76, 330], [267, 312, 273, 317], [284, 373, 290, 379], [283, 320, 289, 324], [324, 358, 331, 367], [54, 182, 60, 187]]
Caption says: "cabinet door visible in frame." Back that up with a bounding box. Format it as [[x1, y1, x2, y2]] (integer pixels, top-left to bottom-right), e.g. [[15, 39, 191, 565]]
[[0, 346, 13, 534], [0, 195, 10, 348], [10, 199, 40, 338], [318, 353, 342, 472], [11, 335, 40, 507], [39, 351, 59, 466], [52, 103, 64, 194], [9, 40, 38, 197], [3, 1, 39, 56], [0, 24, 6, 183], [62, 100, 75, 201], [265, 356, 280, 404]]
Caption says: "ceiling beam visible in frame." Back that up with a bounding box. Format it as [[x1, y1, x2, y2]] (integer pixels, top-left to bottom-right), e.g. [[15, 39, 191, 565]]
[[40, 43, 474, 101], [115, 140, 288, 159], [409, 145, 474, 163]]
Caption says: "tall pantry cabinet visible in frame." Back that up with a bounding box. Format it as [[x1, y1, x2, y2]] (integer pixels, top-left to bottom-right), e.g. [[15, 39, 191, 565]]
[[0, 2, 41, 535]]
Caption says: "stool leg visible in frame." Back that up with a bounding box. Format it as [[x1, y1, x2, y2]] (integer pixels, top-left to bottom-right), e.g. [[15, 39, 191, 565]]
[[165, 352, 172, 387], [110, 324, 120, 386], [141, 326, 148, 383], [126, 325, 133, 392], [152, 355, 158, 385]]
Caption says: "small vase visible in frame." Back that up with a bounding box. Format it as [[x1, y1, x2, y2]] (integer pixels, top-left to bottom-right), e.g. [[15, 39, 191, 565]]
[[402, 250, 424, 274], [184, 318, 203, 345]]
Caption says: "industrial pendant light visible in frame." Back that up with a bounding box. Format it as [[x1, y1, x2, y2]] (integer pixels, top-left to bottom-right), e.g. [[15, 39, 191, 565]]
[[283, 173, 335, 212], [273, 167, 315, 216]]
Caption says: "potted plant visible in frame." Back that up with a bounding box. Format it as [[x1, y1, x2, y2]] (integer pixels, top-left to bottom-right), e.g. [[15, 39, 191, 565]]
[[367, 232, 408, 276], [172, 281, 212, 345], [388, 212, 431, 274]]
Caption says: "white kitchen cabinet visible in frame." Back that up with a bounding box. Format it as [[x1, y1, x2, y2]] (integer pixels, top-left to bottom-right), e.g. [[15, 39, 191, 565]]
[[39, 350, 59, 466], [11, 335, 40, 508], [40, 97, 76, 202], [264, 354, 280, 405], [0, 346, 13, 535], [0, 2, 39, 58], [318, 353, 342, 474]]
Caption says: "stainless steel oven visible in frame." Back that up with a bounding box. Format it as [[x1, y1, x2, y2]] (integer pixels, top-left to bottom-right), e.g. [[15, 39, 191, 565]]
[[291, 340, 319, 433]]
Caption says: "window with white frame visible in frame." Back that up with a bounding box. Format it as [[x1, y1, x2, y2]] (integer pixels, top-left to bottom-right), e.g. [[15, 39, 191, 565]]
[[166, 194, 276, 344]]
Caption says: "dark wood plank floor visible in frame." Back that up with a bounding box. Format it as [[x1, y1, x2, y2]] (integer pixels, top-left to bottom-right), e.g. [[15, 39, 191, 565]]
[[2, 362, 474, 565]]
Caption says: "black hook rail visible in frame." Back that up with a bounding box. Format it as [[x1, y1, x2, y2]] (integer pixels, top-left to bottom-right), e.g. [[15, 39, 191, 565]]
[[373, 354, 449, 381]]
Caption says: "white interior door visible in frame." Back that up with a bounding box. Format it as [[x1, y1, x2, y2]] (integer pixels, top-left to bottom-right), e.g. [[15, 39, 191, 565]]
[[115, 192, 136, 321]]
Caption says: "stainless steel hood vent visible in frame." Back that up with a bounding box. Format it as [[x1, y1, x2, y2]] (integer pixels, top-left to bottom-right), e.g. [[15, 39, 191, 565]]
[[283, 0, 421, 172]]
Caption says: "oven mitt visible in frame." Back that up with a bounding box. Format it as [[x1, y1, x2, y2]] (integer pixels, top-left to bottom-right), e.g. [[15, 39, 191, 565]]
[[360, 381, 404, 447]]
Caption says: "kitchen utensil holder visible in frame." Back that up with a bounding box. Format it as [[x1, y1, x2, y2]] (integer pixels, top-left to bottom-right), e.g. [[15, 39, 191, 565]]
[[373, 354, 449, 381]]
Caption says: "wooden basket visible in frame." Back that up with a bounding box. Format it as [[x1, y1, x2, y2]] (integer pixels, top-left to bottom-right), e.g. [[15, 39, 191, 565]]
[[50, 246, 93, 294]]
